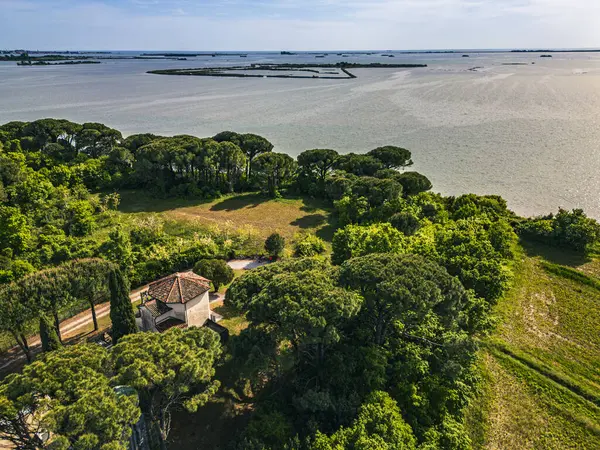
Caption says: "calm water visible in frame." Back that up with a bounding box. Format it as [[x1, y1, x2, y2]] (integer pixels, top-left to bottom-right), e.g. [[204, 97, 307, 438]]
[[1, 51, 600, 218]]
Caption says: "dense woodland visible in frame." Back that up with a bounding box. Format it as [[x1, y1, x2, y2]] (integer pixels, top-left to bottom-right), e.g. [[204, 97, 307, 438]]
[[0, 118, 599, 449]]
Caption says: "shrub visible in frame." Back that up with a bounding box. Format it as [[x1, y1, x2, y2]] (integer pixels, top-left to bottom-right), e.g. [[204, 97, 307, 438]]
[[293, 234, 327, 257], [516, 208, 600, 252], [265, 233, 285, 259], [193, 259, 234, 292]]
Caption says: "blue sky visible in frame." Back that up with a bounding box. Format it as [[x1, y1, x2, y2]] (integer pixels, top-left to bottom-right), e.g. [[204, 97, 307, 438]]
[[1, 0, 598, 50]]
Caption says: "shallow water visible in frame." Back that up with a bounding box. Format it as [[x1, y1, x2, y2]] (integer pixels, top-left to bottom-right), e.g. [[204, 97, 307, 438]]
[[1, 51, 599, 218]]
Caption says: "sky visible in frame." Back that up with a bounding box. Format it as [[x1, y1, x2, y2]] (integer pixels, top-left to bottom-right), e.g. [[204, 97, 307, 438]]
[[1, 0, 599, 51]]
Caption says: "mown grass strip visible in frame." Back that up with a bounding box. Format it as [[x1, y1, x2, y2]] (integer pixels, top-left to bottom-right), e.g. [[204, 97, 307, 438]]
[[485, 341, 600, 408], [488, 346, 600, 439], [540, 261, 600, 293]]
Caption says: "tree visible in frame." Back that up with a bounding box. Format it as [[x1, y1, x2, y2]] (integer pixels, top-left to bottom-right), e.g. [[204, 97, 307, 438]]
[[297, 149, 339, 194], [76, 122, 122, 158], [65, 200, 96, 236], [240, 133, 274, 179], [368, 146, 413, 170], [217, 141, 246, 192], [193, 259, 234, 292], [109, 269, 137, 345], [0, 206, 33, 256], [102, 225, 133, 272], [0, 284, 37, 362], [339, 254, 483, 432], [122, 133, 161, 155], [213, 132, 273, 179], [312, 391, 416, 450], [253, 152, 297, 197], [265, 232, 285, 259], [246, 269, 363, 369], [226, 257, 331, 311], [69, 259, 114, 331], [39, 312, 61, 352], [0, 344, 140, 449], [334, 195, 369, 227], [112, 328, 222, 449], [339, 253, 470, 346], [390, 211, 421, 236], [395, 172, 432, 196], [434, 218, 514, 302], [335, 153, 383, 177], [332, 223, 406, 265], [23, 269, 72, 343], [552, 208, 600, 251]]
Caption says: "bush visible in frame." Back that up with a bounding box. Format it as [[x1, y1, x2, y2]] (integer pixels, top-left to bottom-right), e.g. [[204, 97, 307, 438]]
[[193, 258, 234, 292], [293, 234, 327, 257], [516, 208, 600, 252], [265, 233, 285, 259]]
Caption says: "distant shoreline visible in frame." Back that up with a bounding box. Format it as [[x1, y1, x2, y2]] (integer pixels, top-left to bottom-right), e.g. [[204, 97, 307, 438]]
[[148, 63, 428, 80], [3, 48, 600, 55]]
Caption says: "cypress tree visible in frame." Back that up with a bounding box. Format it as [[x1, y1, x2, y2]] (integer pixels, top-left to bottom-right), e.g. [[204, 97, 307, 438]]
[[39, 313, 61, 352], [109, 269, 137, 345]]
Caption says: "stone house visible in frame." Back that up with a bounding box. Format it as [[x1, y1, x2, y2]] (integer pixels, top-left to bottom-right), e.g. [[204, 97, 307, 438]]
[[137, 272, 221, 333]]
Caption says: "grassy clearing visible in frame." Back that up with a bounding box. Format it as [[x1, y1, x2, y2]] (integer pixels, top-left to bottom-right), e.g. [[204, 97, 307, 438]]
[[212, 301, 249, 336], [466, 242, 600, 449], [118, 190, 335, 241]]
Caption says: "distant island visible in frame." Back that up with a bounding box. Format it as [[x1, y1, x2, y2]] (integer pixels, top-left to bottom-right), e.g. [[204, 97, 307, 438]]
[[141, 52, 248, 57], [0, 53, 97, 62], [17, 60, 101, 66], [148, 62, 428, 80]]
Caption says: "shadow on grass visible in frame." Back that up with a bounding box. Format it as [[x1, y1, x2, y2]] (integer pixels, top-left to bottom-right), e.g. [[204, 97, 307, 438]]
[[210, 193, 269, 212], [521, 239, 590, 267], [290, 213, 327, 229], [300, 196, 331, 213], [117, 190, 213, 213]]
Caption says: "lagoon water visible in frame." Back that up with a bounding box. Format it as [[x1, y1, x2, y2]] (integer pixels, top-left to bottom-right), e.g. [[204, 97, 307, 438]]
[[1, 51, 600, 218]]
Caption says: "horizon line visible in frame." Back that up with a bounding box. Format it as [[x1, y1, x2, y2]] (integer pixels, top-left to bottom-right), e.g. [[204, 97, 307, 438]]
[[4, 47, 600, 53]]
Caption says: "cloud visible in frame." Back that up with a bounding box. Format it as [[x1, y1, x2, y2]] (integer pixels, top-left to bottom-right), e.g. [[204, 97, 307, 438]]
[[0, 0, 598, 50]]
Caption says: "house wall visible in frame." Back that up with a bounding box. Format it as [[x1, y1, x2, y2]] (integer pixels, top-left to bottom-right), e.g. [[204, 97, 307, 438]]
[[185, 291, 210, 327], [139, 308, 157, 332]]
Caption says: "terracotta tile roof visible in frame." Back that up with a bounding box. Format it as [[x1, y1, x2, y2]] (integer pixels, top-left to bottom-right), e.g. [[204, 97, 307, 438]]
[[146, 272, 211, 304], [143, 299, 172, 318], [155, 317, 188, 333]]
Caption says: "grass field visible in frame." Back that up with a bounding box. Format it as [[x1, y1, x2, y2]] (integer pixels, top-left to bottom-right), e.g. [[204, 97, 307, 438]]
[[118, 190, 335, 241], [466, 242, 600, 449]]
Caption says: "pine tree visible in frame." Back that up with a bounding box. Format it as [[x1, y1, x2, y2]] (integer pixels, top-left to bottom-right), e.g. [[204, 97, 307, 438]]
[[39, 313, 61, 353], [109, 269, 137, 345]]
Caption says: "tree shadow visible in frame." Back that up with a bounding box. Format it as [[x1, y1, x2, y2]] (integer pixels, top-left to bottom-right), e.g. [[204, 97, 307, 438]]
[[316, 223, 337, 242], [210, 194, 270, 212], [299, 196, 331, 213], [290, 213, 328, 229], [117, 190, 213, 213], [168, 395, 252, 450], [520, 239, 590, 267]]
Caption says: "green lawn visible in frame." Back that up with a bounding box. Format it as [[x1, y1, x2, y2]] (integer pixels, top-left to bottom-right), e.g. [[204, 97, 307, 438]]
[[117, 190, 335, 241], [466, 242, 600, 449]]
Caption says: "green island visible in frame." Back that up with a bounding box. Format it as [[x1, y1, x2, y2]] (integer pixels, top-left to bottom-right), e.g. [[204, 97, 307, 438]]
[[148, 62, 428, 79], [17, 60, 101, 66], [0, 119, 598, 449], [0, 53, 99, 62]]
